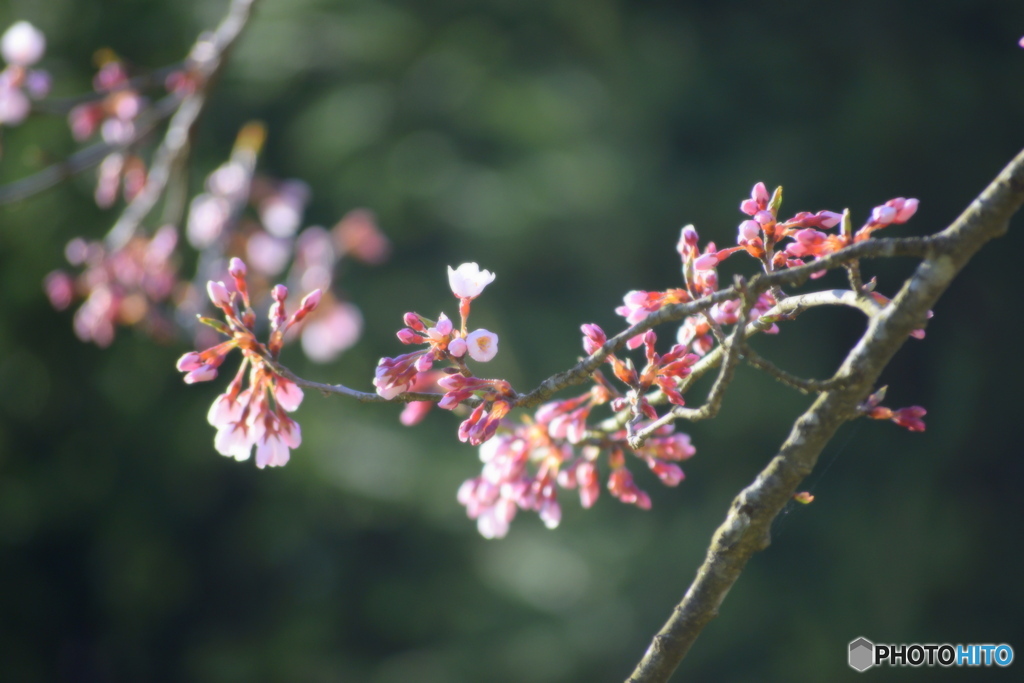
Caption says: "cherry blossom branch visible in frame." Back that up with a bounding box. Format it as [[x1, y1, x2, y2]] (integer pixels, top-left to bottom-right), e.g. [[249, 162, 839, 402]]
[[625, 145, 1024, 683], [592, 288, 880, 437], [105, 0, 257, 250], [265, 238, 929, 412], [515, 235, 932, 410]]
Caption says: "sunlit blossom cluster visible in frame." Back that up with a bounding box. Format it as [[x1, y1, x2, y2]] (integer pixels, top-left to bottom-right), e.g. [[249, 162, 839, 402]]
[[455, 376, 697, 539], [176, 258, 320, 468], [371, 183, 929, 539], [4, 11, 938, 547], [374, 262, 499, 400], [604, 182, 927, 426]]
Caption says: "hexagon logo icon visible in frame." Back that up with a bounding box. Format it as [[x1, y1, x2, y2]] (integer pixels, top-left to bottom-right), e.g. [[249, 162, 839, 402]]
[[849, 637, 875, 672]]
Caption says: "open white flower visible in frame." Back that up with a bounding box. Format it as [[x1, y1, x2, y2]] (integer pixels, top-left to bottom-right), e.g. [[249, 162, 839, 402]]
[[448, 262, 495, 299], [466, 328, 498, 362]]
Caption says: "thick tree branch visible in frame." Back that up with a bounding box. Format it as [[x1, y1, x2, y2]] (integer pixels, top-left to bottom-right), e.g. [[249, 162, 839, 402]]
[[625, 146, 1024, 683]]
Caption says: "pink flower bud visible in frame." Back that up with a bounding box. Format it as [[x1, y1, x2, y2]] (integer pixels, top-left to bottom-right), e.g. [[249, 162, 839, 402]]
[[892, 406, 926, 432], [274, 378, 304, 412], [448, 337, 468, 357], [557, 466, 577, 489], [752, 182, 769, 205], [299, 288, 321, 312], [399, 401, 432, 426], [374, 377, 411, 400], [871, 205, 897, 225], [649, 460, 684, 486], [740, 198, 759, 216], [794, 229, 826, 246], [894, 198, 919, 223], [25, 70, 51, 99], [43, 270, 74, 310], [272, 284, 288, 302], [184, 364, 218, 384], [539, 498, 561, 529], [414, 353, 434, 372], [738, 219, 760, 242], [228, 257, 247, 278], [207, 280, 232, 309], [403, 312, 425, 332], [693, 253, 718, 271], [680, 224, 699, 248], [176, 351, 204, 372], [581, 323, 607, 355], [754, 210, 774, 226], [437, 374, 467, 391], [466, 329, 499, 362], [433, 313, 453, 337], [818, 211, 843, 229], [396, 328, 421, 345], [448, 262, 495, 299]]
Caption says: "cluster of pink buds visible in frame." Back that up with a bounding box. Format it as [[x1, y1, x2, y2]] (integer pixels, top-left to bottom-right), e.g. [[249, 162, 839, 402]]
[[438, 374, 515, 445], [614, 288, 690, 349], [679, 224, 742, 297], [728, 182, 920, 271], [456, 375, 697, 538], [375, 262, 499, 400], [860, 387, 927, 432], [176, 258, 321, 468], [607, 329, 699, 418], [0, 21, 51, 126], [453, 314, 705, 538], [677, 287, 779, 356], [44, 226, 179, 346], [777, 195, 916, 268]]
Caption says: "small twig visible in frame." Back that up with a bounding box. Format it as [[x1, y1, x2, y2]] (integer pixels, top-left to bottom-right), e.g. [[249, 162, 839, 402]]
[[628, 286, 753, 448], [740, 345, 848, 394], [844, 261, 865, 295]]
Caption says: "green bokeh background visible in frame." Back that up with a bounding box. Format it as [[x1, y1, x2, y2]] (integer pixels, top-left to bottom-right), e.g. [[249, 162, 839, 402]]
[[1, 0, 1022, 680]]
